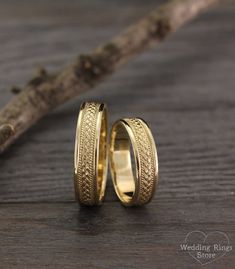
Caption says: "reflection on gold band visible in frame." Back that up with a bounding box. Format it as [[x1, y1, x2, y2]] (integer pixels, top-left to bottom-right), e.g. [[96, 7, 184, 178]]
[[109, 118, 158, 206], [74, 102, 108, 206]]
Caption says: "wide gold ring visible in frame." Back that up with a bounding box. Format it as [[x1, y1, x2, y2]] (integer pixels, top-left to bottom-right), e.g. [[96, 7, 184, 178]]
[[109, 118, 158, 206], [74, 102, 108, 206]]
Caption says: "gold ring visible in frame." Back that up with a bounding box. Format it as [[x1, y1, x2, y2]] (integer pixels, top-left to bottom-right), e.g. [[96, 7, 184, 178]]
[[109, 118, 158, 206], [74, 102, 108, 206]]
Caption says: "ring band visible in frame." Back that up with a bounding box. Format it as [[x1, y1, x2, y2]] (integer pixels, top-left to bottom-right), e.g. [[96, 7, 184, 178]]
[[109, 118, 158, 206], [74, 102, 108, 205]]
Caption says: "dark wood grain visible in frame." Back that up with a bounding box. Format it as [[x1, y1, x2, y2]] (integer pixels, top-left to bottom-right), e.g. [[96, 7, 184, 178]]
[[0, 0, 234, 268], [0, 198, 234, 269]]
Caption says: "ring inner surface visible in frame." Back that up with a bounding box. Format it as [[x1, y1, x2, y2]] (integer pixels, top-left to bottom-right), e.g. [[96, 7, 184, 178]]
[[112, 123, 136, 203], [97, 110, 107, 200]]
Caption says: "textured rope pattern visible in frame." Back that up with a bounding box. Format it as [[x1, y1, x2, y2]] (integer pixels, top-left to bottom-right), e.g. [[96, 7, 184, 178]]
[[76, 103, 100, 205], [126, 119, 157, 205]]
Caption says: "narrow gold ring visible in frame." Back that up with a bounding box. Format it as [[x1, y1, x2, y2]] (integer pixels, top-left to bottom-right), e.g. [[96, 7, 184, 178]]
[[74, 102, 108, 206], [109, 118, 158, 206]]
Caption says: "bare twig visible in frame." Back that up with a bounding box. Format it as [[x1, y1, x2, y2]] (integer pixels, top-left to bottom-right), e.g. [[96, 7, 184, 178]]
[[0, 0, 219, 153]]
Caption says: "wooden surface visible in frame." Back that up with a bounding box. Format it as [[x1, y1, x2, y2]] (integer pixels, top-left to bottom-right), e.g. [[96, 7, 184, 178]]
[[0, 0, 234, 268]]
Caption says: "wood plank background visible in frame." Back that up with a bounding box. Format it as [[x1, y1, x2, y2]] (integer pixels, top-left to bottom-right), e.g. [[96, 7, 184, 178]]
[[0, 0, 234, 268]]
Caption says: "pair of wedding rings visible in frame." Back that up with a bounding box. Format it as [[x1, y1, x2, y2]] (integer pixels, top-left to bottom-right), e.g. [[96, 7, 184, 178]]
[[74, 102, 158, 206]]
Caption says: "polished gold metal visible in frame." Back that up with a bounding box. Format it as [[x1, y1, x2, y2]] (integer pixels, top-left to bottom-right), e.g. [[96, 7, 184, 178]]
[[109, 118, 158, 206], [74, 102, 108, 206]]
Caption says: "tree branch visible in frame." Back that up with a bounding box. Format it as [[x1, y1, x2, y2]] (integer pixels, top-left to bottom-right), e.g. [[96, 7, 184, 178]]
[[0, 0, 219, 153]]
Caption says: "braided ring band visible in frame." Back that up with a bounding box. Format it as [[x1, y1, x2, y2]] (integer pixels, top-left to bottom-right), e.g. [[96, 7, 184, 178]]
[[109, 118, 158, 206], [74, 102, 108, 206]]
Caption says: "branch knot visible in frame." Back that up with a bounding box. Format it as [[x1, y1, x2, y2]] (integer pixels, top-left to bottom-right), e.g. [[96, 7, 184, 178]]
[[0, 124, 15, 147]]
